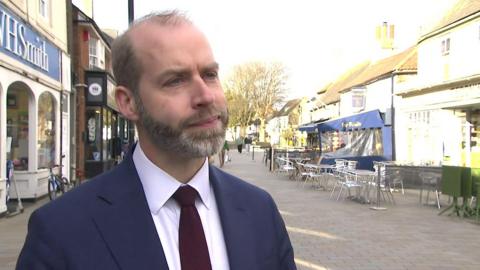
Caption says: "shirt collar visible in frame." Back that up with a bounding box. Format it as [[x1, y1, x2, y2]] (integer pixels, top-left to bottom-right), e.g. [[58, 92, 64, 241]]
[[133, 143, 211, 214]]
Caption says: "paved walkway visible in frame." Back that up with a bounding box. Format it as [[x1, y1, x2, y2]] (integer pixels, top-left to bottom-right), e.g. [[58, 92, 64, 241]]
[[1, 150, 479, 270], [0, 197, 48, 269], [221, 150, 480, 270]]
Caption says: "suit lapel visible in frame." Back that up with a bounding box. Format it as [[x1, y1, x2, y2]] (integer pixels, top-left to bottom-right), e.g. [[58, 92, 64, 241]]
[[92, 151, 169, 270], [210, 167, 256, 270]]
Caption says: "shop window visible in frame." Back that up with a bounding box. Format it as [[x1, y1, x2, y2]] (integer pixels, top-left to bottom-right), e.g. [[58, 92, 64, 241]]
[[6, 86, 30, 171], [320, 128, 383, 157], [86, 107, 102, 161], [103, 109, 112, 160], [38, 92, 56, 169]]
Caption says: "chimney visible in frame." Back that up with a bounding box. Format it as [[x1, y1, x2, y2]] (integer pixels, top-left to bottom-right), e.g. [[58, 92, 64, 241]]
[[389, 24, 395, 40], [376, 22, 394, 50]]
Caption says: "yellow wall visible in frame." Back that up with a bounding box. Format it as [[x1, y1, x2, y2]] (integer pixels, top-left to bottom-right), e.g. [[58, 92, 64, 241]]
[[1, 0, 68, 52]]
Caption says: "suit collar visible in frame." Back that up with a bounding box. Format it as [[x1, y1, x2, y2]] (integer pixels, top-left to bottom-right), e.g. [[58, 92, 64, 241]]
[[209, 166, 256, 270], [91, 145, 256, 270], [132, 143, 212, 214], [92, 145, 169, 270]]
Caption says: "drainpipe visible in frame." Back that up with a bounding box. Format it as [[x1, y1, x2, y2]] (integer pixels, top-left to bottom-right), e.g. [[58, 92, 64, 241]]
[[391, 75, 396, 161]]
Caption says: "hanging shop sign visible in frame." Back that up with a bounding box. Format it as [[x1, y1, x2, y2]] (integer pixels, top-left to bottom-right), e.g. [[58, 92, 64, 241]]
[[0, 3, 61, 81], [318, 110, 385, 132], [85, 71, 119, 111]]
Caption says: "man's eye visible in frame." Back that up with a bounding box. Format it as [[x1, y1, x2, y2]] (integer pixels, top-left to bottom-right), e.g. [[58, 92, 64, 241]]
[[165, 76, 185, 86], [203, 71, 218, 80]]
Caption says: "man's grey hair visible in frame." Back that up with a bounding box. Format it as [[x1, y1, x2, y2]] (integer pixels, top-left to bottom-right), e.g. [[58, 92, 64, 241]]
[[111, 10, 192, 94]]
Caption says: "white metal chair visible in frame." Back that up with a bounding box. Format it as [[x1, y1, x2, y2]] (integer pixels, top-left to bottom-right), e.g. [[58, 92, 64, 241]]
[[419, 171, 441, 209], [372, 162, 395, 204], [330, 160, 362, 200], [274, 157, 295, 176]]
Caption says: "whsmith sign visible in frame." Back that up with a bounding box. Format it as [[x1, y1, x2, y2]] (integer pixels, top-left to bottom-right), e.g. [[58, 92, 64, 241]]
[[0, 3, 60, 81]]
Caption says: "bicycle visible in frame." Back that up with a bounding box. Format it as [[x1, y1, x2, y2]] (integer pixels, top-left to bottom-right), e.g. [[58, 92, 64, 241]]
[[6, 160, 13, 203], [48, 164, 70, 200]]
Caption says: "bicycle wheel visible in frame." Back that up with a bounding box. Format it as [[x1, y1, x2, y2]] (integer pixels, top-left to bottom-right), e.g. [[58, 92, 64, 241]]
[[61, 177, 71, 192], [48, 176, 64, 200]]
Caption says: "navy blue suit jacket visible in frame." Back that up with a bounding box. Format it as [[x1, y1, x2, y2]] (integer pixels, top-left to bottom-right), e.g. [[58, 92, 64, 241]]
[[17, 150, 296, 270]]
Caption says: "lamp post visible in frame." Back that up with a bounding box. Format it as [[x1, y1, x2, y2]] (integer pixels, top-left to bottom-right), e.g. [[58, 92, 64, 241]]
[[128, 0, 134, 25]]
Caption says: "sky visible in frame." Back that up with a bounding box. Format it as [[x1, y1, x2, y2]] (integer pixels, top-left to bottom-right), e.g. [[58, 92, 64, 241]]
[[90, 0, 455, 99]]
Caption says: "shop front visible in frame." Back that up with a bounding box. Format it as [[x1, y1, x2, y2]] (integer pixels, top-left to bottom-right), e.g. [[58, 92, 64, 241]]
[[84, 71, 134, 179], [317, 109, 392, 169], [298, 122, 322, 150], [0, 2, 67, 203], [396, 79, 480, 167]]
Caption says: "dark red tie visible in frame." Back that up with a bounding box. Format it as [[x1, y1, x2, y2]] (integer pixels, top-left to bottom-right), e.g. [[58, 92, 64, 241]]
[[173, 185, 212, 270]]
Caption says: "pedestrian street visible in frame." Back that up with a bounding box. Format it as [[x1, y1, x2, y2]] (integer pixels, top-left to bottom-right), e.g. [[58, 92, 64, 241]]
[[221, 150, 480, 270], [1, 150, 480, 270]]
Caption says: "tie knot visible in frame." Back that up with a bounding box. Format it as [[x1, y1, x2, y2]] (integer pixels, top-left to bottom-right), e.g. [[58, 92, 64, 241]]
[[173, 185, 198, 207]]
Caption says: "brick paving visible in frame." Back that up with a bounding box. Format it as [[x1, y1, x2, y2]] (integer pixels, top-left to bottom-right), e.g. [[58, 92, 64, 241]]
[[0, 198, 48, 270], [1, 150, 479, 270]]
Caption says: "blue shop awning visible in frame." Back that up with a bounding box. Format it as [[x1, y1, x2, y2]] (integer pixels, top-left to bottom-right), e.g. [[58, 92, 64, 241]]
[[298, 123, 318, 133], [318, 110, 384, 132]]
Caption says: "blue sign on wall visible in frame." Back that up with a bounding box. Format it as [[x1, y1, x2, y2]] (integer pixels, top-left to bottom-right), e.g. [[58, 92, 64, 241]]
[[0, 3, 61, 81]]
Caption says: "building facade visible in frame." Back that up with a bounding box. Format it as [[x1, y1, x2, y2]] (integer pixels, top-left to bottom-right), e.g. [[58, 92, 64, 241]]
[[395, 1, 480, 167], [72, 5, 134, 180], [0, 0, 70, 212]]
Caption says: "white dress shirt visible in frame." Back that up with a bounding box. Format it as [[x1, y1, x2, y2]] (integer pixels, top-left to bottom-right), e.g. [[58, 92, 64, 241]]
[[133, 144, 230, 270]]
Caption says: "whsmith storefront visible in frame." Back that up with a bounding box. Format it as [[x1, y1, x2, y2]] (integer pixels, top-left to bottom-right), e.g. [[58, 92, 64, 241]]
[[0, 2, 70, 209]]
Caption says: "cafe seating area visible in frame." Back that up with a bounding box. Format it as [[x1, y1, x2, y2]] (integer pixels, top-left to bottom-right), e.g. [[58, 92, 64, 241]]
[[269, 151, 480, 223]]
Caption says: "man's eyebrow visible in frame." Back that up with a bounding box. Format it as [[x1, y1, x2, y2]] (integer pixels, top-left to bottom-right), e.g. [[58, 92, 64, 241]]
[[155, 62, 219, 80], [203, 62, 219, 71], [156, 67, 191, 79]]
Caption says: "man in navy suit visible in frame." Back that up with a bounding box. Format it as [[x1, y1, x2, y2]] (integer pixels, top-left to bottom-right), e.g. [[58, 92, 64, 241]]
[[17, 10, 296, 270]]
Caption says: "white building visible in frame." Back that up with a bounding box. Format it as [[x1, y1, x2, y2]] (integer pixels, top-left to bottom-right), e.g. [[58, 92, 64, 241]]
[[0, 0, 70, 213], [395, 0, 480, 167]]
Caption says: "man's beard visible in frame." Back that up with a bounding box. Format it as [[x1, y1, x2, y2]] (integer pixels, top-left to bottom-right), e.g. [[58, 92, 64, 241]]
[[136, 100, 228, 159]]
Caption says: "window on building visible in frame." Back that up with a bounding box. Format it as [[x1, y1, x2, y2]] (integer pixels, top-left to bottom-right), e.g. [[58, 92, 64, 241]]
[[351, 88, 366, 112], [441, 37, 450, 55], [6, 86, 31, 171], [89, 38, 98, 68], [38, 92, 56, 169], [39, 0, 48, 18], [86, 107, 102, 161], [102, 109, 112, 161]]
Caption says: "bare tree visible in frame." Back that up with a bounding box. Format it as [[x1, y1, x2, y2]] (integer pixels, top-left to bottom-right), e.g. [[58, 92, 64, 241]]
[[224, 89, 254, 130], [223, 61, 287, 139]]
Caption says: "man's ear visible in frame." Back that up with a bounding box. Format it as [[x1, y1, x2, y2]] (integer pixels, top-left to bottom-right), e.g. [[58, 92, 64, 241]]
[[115, 86, 139, 121]]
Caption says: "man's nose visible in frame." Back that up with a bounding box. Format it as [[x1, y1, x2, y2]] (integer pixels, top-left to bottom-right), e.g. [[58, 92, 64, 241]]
[[192, 77, 215, 108]]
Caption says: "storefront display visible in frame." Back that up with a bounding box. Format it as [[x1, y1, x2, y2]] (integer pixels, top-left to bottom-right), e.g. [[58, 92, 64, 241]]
[[84, 71, 134, 178], [6, 87, 30, 171], [316, 109, 392, 169]]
